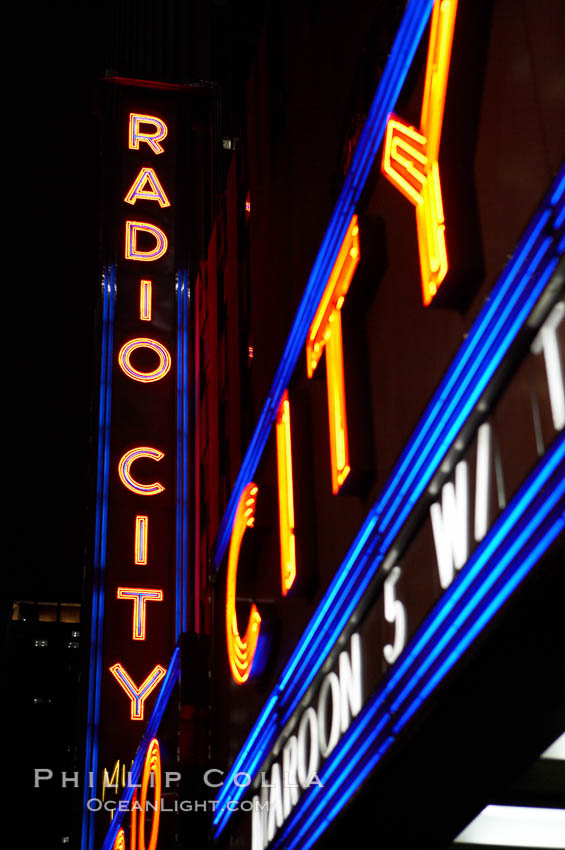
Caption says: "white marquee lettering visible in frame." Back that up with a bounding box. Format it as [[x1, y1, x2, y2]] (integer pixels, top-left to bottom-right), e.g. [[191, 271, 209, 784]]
[[430, 460, 469, 589]]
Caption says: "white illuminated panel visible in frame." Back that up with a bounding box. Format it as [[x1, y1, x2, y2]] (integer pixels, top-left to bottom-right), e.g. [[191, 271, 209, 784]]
[[453, 805, 565, 847], [541, 732, 565, 761]]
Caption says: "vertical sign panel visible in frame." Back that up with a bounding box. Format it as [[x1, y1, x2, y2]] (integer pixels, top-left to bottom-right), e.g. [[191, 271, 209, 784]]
[[83, 82, 191, 850]]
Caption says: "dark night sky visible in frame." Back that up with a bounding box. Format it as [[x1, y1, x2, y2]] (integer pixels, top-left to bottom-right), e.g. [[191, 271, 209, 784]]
[[12, 6, 100, 604]]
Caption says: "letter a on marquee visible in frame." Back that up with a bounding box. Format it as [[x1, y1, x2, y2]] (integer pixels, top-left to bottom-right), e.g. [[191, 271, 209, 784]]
[[382, 0, 458, 306]]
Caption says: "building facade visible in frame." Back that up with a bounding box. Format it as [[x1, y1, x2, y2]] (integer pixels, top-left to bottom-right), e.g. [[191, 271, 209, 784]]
[[83, 2, 564, 849]]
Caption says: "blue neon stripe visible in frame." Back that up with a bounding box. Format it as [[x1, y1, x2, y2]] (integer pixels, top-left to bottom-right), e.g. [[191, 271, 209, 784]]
[[100, 647, 181, 850], [82, 266, 115, 850], [216, 448, 563, 836], [280, 516, 376, 689], [277, 706, 391, 850], [176, 273, 182, 640], [290, 733, 396, 850], [394, 518, 564, 735]]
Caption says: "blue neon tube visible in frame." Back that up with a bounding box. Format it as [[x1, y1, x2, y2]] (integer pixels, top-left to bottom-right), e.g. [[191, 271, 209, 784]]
[[82, 267, 115, 850]]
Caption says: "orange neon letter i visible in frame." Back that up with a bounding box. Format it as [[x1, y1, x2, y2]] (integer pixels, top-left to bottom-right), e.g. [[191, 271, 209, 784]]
[[135, 515, 148, 564], [140, 280, 152, 321], [306, 215, 360, 493]]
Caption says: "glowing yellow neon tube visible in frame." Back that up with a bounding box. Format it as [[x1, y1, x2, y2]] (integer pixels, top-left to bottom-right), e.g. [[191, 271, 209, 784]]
[[124, 167, 171, 208], [140, 280, 152, 321], [276, 392, 296, 595], [225, 484, 262, 683], [135, 515, 148, 565], [306, 215, 359, 493], [381, 0, 458, 306]]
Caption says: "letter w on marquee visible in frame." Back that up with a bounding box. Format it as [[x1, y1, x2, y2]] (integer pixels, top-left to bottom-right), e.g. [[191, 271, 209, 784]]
[[382, 0, 458, 306]]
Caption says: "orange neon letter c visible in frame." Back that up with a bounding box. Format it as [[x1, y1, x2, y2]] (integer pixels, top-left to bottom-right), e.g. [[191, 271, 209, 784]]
[[226, 483, 262, 684], [118, 447, 165, 495]]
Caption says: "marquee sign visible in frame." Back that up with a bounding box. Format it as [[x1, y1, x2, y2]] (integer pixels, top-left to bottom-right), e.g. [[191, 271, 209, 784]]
[[82, 81, 191, 850], [220, 174, 565, 850]]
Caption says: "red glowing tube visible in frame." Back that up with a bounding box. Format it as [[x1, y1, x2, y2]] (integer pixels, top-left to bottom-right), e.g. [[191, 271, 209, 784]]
[[109, 664, 167, 720], [128, 113, 168, 155], [118, 447, 165, 496], [225, 483, 262, 684], [124, 167, 171, 208], [118, 337, 172, 383], [125, 221, 168, 262], [135, 515, 148, 564], [116, 588, 163, 640], [275, 392, 297, 595]]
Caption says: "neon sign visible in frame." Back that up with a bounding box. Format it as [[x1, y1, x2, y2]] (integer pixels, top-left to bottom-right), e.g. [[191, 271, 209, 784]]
[[84, 86, 190, 850]]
